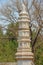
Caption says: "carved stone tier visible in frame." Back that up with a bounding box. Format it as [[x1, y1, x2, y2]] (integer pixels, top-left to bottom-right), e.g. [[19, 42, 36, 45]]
[[18, 19, 30, 22], [18, 36, 30, 39], [17, 39, 31, 42], [18, 16, 30, 20], [18, 28, 30, 30]]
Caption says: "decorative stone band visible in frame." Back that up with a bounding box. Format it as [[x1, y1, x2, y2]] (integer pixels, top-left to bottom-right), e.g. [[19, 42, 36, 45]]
[[16, 52, 34, 60], [19, 12, 28, 16], [18, 28, 30, 30], [18, 36, 30, 39], [16, 57, 34, 61], [16, 52, 34, 55], [18, 16, 30, 20], [18, 19, 30, 23], [16, 49, 34, 60], [17, 39, 31, 42], [18, 28, 30, 33], [17, 48, 32, 52], [17, 53, 34, 58], [16, 55, 34, 57], [18, 39, 31, 42]]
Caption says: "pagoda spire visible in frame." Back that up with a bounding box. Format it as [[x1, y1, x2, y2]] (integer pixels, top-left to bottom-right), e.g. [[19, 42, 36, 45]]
[[22, 4, 26, 12]]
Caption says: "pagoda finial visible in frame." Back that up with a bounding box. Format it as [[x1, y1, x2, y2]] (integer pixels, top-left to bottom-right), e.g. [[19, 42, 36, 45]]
[[22, 3, 26, 11]]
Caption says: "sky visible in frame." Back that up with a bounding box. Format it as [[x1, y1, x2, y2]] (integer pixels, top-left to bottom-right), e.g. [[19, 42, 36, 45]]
[[0, 0, 8, 34], [0, 0, 43, 34], [0, 0, 7, 7], [0, 0, 39, 34], [0, 0, 32, 26], [0, 0, 9, 26]]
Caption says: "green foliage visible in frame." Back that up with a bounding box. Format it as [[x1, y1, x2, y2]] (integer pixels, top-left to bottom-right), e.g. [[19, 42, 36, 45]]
[[0, 40, 18, 62], [0, 23, 18, 62], [35, 47, 43, 65], [0, 23, 43, 64], [31, 30, 43, 65], [34, 36, 43, 65], [6, 22, 18, 40]]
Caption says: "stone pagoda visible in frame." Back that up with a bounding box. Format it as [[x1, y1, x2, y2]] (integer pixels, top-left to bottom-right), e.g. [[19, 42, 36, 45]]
[[16, 4, 34, 65]]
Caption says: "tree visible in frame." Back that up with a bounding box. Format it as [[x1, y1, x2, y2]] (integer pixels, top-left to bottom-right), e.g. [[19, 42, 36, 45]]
[[6, 22, 18, 41], [0, 0, 43, 52], [0, 24, 18, 62], [0, 25, 3, 36], [0, 0, 43, 64]]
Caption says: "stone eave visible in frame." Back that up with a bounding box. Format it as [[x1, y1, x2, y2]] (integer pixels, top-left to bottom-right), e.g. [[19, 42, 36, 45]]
[[18, 19, 30, 23], [18, 28, 30, 30], [17, 39, 31, 42], [18, 36, 30, 39], [16, 57, 34, 61], [18, 16, 30, 20]]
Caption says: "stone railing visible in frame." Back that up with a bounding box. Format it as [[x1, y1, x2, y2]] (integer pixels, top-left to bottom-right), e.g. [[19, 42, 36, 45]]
[[0, 62, 17, 65]]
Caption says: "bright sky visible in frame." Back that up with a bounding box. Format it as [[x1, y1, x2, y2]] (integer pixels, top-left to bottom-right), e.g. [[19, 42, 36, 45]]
[[0, 0, 9, 26], [0, 0, 32, 26], [0, 0, 38, 34], [0, 0, 8, 34], [0, 0, 7, 7]]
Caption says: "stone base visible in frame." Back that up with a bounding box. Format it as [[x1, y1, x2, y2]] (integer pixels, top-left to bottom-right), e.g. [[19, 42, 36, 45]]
[[17, 60, 34, 65]]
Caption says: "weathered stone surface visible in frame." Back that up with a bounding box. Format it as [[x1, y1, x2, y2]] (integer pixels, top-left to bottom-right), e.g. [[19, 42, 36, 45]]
[[16, 4, 34, 65], [16, 3, 34, 60]]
